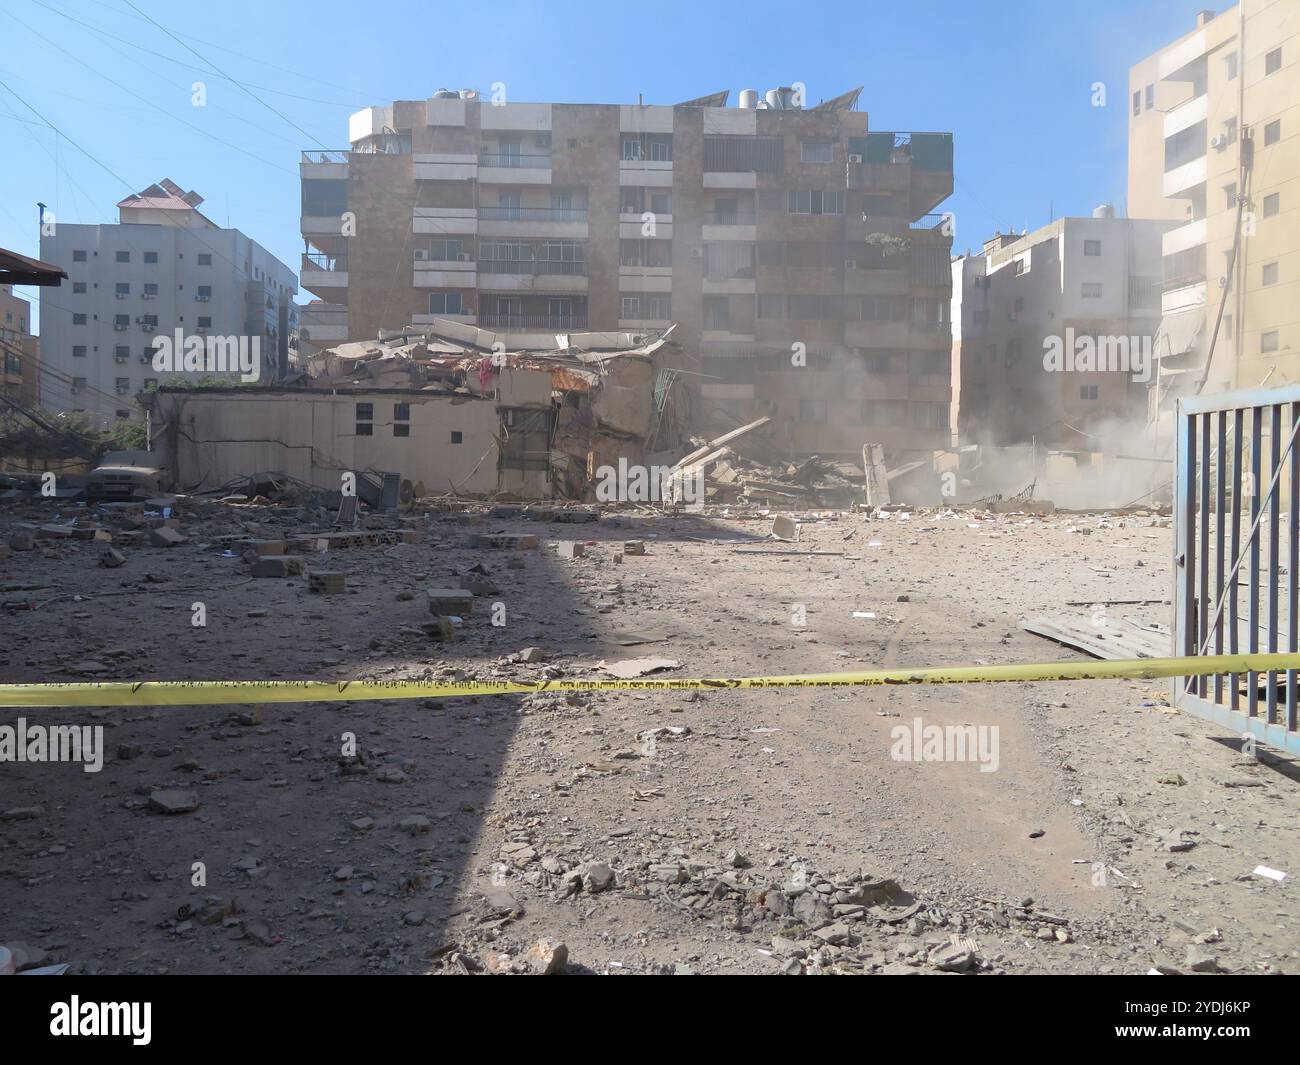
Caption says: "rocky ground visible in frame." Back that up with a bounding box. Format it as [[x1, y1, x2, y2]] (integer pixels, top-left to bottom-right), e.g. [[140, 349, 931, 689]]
[[1, 496, 1296, 975]]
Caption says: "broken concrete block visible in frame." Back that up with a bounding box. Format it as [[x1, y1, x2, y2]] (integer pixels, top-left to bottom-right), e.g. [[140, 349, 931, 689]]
[[623, 539, 645, 556], [149, 789, 199, 815], [307, 570, 345, 594], [468, 533, 539, 550], [427, 588, 473, 616], [518, 647, 544, 663], [9, 533, 35, 551], [556, 541, 584, 559], [521, 938, 568, 975], [251, 555, 303, 578], [148, 526, 187, 548], [244, 539, 286, 556], [98, 546, 127, 568], [459, 574, 500, 596], [422, 617, 456, 641], [771, 515, 800, 542]]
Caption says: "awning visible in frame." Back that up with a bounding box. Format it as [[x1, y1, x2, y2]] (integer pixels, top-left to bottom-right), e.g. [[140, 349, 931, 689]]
[[1153, 305, 1206, 362], [0, 246, 67, 287]]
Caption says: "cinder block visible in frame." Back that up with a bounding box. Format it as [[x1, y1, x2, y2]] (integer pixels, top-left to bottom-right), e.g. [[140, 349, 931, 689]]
[[308, 570, 346, 594], [468, 533, 539, 550], [557, 541, 584, 559], [623, 539, 645, 556], [251, 555, 303, 578], [148, 526, 188, 547], [427, 588, 473, 616]]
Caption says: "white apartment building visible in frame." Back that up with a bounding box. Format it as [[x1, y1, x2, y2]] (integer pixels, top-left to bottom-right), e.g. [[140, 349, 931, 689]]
[[39, 179, 297, 426]]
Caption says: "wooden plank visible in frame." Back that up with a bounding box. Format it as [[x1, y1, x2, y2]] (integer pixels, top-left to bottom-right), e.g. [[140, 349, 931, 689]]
[[1019, 614, 1170, 660]]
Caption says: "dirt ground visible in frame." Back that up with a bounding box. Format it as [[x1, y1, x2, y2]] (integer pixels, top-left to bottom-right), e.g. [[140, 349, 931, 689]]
[[2, 498, 1297, 975]]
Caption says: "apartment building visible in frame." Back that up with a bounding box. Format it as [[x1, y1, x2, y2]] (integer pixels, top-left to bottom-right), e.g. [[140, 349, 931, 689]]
[[299, 88, 954, 457], [1129, 3, 1299, 408], [0, 284, 39, 407], [953, 210, 1171, 447], [39, 179, 297, 427]]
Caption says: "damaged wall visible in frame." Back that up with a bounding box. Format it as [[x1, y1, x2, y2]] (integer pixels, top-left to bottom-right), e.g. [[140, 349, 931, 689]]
[[149, 387, 549, 498]]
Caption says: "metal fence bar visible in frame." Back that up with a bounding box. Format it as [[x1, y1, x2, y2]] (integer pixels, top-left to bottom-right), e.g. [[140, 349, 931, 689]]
[[1249, 408, 1262, 719], [1267, 404, 1282, 722], [1289, 400, 1299, 733], [1213, 410, 1227, 703], [1198, 413, 1211, 698], [1229, 408, 1243, 711]]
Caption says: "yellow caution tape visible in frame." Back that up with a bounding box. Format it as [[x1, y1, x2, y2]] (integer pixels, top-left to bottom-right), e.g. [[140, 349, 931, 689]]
[[0, 653, 1297, 709]]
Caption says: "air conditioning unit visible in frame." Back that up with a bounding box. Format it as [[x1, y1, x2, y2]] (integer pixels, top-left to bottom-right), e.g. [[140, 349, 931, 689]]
[[142, 292, 154, 300], [195, 294, 210, 302], [1210, 134, 1225, 150], [115, 293, 128, 299], [845, 259, 858, 270], [413, 249, 428, 261], [848, 153, 864, 163], [138, 355, 152, 364]]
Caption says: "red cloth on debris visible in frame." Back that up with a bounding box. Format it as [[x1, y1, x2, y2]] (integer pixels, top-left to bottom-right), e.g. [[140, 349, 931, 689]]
[[478, 357, 496, 392]]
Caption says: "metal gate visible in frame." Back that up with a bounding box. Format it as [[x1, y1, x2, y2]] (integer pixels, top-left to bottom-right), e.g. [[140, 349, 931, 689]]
[[1174, 383, 1300, 754]]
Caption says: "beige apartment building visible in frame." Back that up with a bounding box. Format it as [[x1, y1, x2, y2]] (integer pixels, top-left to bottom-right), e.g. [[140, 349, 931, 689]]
[[0, 284, 39, 407], [1129, 2, 1299, 408], [299, 88, 954, 458]]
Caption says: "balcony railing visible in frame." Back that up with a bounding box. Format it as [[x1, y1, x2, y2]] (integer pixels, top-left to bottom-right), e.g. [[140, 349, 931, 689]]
[[304, 251, 347, 272], [301, 150, 349, 164], [479, 206, 587, 222], [1162, 272, 1206, 292], [478, 259, 587, 275], [479, 314, 588, 330], [479, 153, 552, 168], [705, 209, 758, 225]]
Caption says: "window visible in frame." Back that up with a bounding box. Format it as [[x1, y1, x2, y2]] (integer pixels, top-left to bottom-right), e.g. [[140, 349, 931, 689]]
[[1080, 384, 1099, 401], [1222, 314, 1232, 340], [651, 192, 670, 215], [1132, 90, 1141, 116], [114, 345, 129, 360], [1265, 48, 1281, 76], [72, 346, 87, 358], [1013, 258, 1026, 276], [1263, 193, 1280, 218], [757, 294, 785, 319], [861, 296, 905, 321], [428, 292, 464, 315], [116, 282, 130, 297], [1261, 330, 1279, 353], [1082, 282, 1103, 298], [451, 431, 463, 444], [144, 251, 158, 264], [787, 189, 843, 215], [799, 400, 827, 423], [1165, 120, 1206, 171], [1224, 183, 1237, 210], [703, 297, 731, 330], [621, 296, 641, 319], [647, 296, 671, 320], [912, 402, 948, 428], [620, 136, 643, 161], [860, 351, 892, 374], [195, 285, 211, 301], [73, 313, 87, 325], [198, 253, 213, 266], [1083, 239, 1101, 256], [197, 316, 212, 329], [702, 135, 783, 172], [116, 251, 130, 263], [144, 282, 158, 297], [393, 423, 410, 437], [394, 402, 410, 421], [114, 314, 129, 329], [427, 239, 464, 261], [72, 249, 87, 262], [73, 281, 86, 294], [1263, 262, 1279, 286], [141, 314, 158, 330], [1224, 116, 1238, 145], [800, 139, 834, 164], [115, 377, 130, 394], [1264, 119, 1281, 146], [356, 402, 373, 436], [1225, 51, 1238, 81]]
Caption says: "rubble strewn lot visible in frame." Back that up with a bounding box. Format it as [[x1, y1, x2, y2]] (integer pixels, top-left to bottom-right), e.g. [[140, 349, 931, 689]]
[[1, 495, 1296, 975]]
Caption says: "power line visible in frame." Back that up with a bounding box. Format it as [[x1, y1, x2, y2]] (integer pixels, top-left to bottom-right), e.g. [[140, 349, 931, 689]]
[[119, 0, 332, 150]]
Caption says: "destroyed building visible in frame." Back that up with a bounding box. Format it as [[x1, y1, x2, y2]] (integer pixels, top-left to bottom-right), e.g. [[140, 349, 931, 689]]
[[145, 321, 683, 501], [298, 88, 954, 462]]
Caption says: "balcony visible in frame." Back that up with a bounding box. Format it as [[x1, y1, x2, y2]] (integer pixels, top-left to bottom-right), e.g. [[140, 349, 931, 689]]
[[301, 251, 348, 294], [703, 207, 757, 242], [478, 152, 552, 184], [300, 150, 349, 180], [1163, 155, 1207, 198], [619, 211, 672, 239], [413, 207, 477, 235], [477, 258, 587, 292], [299, 304, 348, 344], [479, 313, 588, 331], [478, 206, 587, 239], [1162, 217, 1206, 257], [845, 132, 954, 219]]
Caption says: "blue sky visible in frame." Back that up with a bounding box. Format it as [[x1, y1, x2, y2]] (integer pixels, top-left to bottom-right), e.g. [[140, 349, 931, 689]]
[[1, 0, 1206, 327]]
